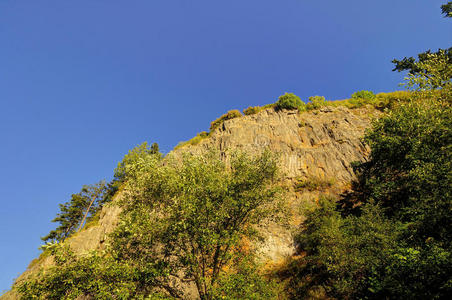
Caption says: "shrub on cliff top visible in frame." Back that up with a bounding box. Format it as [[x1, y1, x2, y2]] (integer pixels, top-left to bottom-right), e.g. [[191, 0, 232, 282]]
[[306, 96, 327, 110], [243, 106, 263, 115], [275, 93, 305, 111], [351, 90, 376, 100]]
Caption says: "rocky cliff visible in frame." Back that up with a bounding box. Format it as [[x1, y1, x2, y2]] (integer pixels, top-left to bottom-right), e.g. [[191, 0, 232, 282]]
[[3, 104, 378, 299], [173, 105, 376, 262]]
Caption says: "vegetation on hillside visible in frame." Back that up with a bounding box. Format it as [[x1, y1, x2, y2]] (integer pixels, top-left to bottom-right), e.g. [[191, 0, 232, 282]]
[[40, 142, 161, 245], [18, 150, 283, 299], [15, 3, 451, 299], [41, 181, 108, 244], [280, 20, 451, 298]]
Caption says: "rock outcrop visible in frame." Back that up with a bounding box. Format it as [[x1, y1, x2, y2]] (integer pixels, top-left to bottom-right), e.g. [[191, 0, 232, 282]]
[[2, 105, 378, 299], [174, 106, 376, 263], [179, 105, 374, 184]]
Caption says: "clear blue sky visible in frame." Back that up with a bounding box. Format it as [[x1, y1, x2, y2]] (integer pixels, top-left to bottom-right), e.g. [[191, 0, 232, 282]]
[[0, 0, 450, 293]]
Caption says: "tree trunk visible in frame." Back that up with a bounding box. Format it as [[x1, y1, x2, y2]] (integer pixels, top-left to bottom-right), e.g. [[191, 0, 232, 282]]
[[77, 193, 97, 232]]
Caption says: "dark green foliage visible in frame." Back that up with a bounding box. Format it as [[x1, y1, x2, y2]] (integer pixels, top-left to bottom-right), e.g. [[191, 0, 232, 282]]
[[41, 181, 107, 243], [292, 197, 399, 299], [442, 1, 452, 17], [210, 110, 242, 131], [150, 142, 160, 155], [291, 47, 451, 298], [359, 99, 451, 244], [290, 96, 452, 299], [275, 93, 305, 111], [369, 244, 452, 299], [392, 48, 452, 88]]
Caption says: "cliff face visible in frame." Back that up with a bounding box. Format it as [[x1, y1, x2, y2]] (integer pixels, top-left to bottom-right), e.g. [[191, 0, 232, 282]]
[[173, 105, 376, 262], [180, 105, 374, 183], [3, 105, 377, 299]]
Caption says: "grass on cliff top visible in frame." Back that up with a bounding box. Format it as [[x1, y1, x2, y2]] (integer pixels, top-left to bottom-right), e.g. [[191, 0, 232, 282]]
[[173, 90, 415, 150], [174, 131, 210, 150]]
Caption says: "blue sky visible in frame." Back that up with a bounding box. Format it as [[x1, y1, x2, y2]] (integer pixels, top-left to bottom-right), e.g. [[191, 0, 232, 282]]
[[0, 0, 450, 293]]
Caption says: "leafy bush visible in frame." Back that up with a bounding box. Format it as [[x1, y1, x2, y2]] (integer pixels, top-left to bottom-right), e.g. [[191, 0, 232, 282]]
[[306, 96, 327, 110], [290, 197, 400, 299], [289, 95, 452, 299], [243, 106, 263, 115], [210, 110, 242, 131], [275, 93, 305, 111], [351, 90, 376, 100]]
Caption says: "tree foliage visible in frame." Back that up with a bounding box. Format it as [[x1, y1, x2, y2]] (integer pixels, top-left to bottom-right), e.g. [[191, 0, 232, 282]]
[[113, 150, 282, 299], [290, 9, 452, 296], [114, 141, 162, 182], [290, 60, 452, 299], [392, 47, 452, 77], [41, 181, 107, 243], [442, 1, 452, 17], [358, 98, 451, 243], [20, 150, 282, 299]]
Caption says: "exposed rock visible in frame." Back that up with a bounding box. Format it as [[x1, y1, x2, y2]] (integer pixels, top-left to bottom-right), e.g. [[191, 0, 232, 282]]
[[176, 106, 374, 184], [172, 105, 376, 264], [3, 105, 378, 299]]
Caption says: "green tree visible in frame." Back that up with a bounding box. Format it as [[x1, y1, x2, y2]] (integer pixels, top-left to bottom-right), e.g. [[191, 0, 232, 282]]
[[392, 3, 451, 89], [291, 197, 399, 299], [400, 49, 452, 92], [112, 150, 282, 299], [21, 150, 281, 299], [392, 48, 452, 78], [114, 141, 162, 182], [41, 181, 107, 243], [290, 8, 452, 295]]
